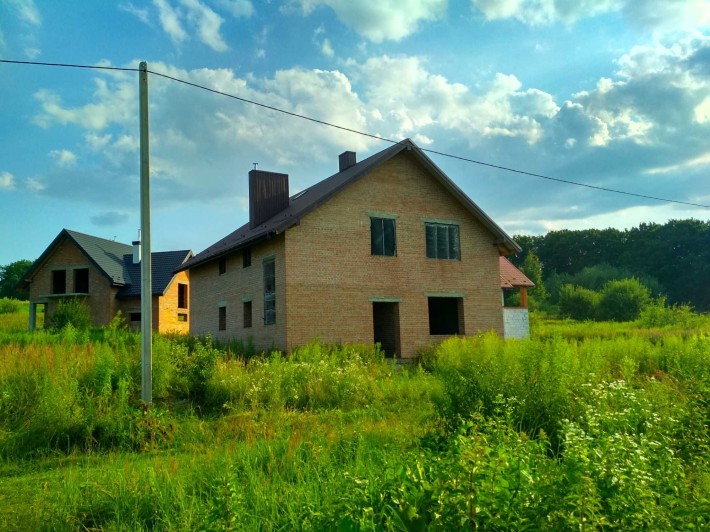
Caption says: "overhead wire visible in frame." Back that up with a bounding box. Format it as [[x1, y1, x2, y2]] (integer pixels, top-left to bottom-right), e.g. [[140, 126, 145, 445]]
[[2, 58, 709, 209]]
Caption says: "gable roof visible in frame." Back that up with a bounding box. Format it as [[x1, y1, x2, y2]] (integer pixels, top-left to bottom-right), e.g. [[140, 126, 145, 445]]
[[20, 229, 191, 295], [499, 256, 535, 289], [117, 250, 192, 298], [180, 138, 520, 271]]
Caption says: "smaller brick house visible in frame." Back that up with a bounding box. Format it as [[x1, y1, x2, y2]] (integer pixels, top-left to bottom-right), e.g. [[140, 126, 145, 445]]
[[20, 229, 192, 333], [180, 138, 524, 358], [500, 256, 535, 339]]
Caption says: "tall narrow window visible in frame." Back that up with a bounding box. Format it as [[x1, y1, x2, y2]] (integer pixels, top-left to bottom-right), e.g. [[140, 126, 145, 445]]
[[218, 257, 227, 275], [74, 268, 89, 293], [371, 217, 396, 256], [178, 283, 188, 309], [243, 301, 252, 328], [52, 270, 66, 295], [243, 247, 252, 268], [425, 223, 460, 260], [218, 306, 227, 331], [263, 258, 276, 325]]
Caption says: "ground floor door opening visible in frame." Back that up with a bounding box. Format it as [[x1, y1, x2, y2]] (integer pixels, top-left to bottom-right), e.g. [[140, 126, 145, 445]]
[[373, 302, 401, 358]]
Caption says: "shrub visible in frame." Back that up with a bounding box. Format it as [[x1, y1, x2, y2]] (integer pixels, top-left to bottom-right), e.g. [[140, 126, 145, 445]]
[[0, 298, 23, 315], [597, 278, 651, 322], [558, 284, 599, 320], [638, 297, 698, 328], [50, 299, 93, 330]]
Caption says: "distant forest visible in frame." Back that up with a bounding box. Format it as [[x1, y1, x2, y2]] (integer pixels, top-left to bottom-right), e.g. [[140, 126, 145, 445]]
[[511, 219, 710, 312]]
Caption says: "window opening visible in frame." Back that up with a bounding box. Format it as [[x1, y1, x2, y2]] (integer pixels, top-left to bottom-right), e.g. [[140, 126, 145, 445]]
[[263, 258, 276, 325], [243, 301, 252, 328], [74, 268, 89, 293], [218, 306, 227, 331], [425, 223, 460, 260], [52, 270, 66, 295], [428, 297, 464, 335], [178, 283, 188, 309], [243, 247, 252, 268], [218, 257, 226, 275], [371, 217, 396, 256], [177, 313, 188, 322]]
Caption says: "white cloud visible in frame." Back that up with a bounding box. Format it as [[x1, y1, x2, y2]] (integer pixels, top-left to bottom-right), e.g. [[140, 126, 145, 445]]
[[49, 149, 78, 167], [213, 0, 254, 18], [0, 171, 16, 189], [646, 152, 710, 175], [154, 0, 188, 44], [321, 37, 334, 57], [7, 0, 41, 26], [181, 0, 228, 52], [25, 178, 44, 192], [119, 2, 150, 23], [290, 0, 447, 42]]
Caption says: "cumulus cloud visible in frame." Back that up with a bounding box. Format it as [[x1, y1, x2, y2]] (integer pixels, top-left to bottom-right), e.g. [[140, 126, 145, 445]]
[[289, 0, 447, 42], [49, 149, 78, 168], [181, 0, 228, 52], [152, 0, 230, 51], [0, 171, 16, 190], [472, 0, 709, 33], [154, 0, 188, 43]]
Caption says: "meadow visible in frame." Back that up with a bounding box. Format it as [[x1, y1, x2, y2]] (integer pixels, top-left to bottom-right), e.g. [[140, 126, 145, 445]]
[[0, 300, 708, 530]]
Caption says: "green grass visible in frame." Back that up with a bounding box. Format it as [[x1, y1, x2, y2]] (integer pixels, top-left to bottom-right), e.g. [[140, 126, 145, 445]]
[[0, 301, 708, 530]]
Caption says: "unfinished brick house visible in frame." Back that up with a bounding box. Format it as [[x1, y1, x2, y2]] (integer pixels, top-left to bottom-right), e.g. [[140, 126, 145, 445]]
[[180, 138, 523, 358], [20, 229, 192, 333]]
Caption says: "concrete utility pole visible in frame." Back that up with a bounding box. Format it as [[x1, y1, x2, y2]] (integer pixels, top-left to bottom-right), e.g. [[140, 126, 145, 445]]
[[139, 61, 152, 405]]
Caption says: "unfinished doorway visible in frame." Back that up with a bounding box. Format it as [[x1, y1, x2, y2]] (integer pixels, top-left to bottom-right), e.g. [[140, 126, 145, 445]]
[[373, 302, 400, 358]]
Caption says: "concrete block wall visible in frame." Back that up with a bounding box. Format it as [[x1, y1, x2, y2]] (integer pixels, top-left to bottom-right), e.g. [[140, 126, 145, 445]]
[[503, 307, 530, 339]]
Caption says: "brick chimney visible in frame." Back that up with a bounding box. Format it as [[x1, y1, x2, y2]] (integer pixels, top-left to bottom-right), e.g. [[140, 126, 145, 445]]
[[132, 230, 141, 264], [249, 169, 289, 229], [339, 151, 356, 172]]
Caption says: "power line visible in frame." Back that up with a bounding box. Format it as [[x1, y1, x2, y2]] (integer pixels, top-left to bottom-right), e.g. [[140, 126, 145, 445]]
[[2, 58, 709, 209]]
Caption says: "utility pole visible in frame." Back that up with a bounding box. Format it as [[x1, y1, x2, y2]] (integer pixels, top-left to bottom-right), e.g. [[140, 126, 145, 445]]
[[139, 61, 152, 404]]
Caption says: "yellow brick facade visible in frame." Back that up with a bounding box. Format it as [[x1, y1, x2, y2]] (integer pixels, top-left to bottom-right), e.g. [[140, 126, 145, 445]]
[[189, 150, 504, 358]]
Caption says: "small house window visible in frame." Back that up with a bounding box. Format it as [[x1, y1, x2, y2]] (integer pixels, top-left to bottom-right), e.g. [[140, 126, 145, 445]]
[[263, 258, 275, 325], [371, 217, 396, 256], [218, 306, 226, 331], [243, 247, 252, 268], [243, 301, 252, 328], [428, 297, 464, 335], [74, 268, 89, 293], [218, 257, 226, 275], [425, 223, 460, 260], [52, 270, 66, 295], [178, 283, 188, 309], [177, 313, 188, 322]]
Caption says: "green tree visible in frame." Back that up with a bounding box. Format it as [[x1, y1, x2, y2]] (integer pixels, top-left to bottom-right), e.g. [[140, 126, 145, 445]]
[[520, 251, 548, 303], [597, 278, 651, 322], [0, 259, 33, 300], [558, 285, 600, 321]]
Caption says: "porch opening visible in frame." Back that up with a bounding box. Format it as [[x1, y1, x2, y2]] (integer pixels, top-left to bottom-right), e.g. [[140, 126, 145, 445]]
[[373, 302, 400, 358]]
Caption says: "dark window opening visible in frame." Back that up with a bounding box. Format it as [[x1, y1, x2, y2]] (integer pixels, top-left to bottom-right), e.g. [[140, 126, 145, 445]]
[[177, 313, 188, 322], [263, 258, 275, 325], [130, 312, 141, 322], [243, 301, 252, 328], [371, 217, 396, 256], [218, 306, 227, 331], [52, 270, 66, 295], [218, 257, 226, 275], [428, 297, 464, 335], [243, 247, 252, 268], [74, 268, 89, 293], [425, 223, 460, 260], [178, 283, 188, 309]]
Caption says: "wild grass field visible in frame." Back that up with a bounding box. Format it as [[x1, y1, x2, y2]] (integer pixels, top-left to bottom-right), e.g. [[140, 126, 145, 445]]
[[0, 300, 709, 530]]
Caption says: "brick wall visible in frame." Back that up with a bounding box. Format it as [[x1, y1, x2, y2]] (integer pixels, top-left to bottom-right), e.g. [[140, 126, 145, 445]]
[[27, 238, 116, 327], [189, 235, 286, 351], [284, 151, 504, 358], [157, 270, 190, 333]]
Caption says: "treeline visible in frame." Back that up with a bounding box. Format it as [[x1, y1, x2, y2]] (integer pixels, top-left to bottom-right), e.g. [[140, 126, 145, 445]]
[[511, 219, 710, 312]]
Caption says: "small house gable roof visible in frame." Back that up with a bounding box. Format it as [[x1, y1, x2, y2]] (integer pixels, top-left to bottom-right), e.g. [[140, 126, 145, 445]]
[[118, 250, 192, 298], [181, 139, 520, 271]]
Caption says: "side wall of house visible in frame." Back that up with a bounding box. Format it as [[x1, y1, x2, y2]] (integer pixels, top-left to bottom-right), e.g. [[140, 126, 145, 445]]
[[284, 152, 503, 358], [188, 235, 287, 351], [157, 270, 190, 334], [27, 239, 116, 327]]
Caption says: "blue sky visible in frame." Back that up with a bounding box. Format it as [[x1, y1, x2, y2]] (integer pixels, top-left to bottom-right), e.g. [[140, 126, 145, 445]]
[[1, 0, 709, 266]]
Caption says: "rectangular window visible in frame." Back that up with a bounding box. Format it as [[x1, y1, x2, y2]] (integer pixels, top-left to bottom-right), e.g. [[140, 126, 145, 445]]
[[243, 301, 252, 328], [425, 223, 460, 260], [371, 217, 396, 256], [243, 247, 252, 268], [263, 258, 275, 325], [74, 268, 89, 293], [177, 313, 188, 322], [428, 297, 464, 335], [52, 270, 66, 295], [218, 306, 226, 331], [218, 257, 226, 275], [178, 283, 188, 309]]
